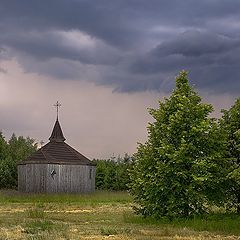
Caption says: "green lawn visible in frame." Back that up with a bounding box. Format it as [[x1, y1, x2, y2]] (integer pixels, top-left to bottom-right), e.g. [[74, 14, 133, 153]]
[[0, 190, 239, 240]]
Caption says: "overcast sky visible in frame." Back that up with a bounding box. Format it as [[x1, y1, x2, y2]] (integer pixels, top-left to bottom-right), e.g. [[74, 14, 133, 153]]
[[0, 0, 239, 159]]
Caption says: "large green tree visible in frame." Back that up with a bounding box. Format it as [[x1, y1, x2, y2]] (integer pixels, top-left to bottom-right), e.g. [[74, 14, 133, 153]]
[[220, 98, 240, 213], [129, 71, 226, 219]]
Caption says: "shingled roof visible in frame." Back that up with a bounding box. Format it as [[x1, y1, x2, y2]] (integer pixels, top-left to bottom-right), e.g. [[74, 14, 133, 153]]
[[19, 118, 94, 166]]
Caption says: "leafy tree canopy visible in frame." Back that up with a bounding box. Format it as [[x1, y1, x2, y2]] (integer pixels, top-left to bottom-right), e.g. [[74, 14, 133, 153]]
[[220, 98, 240, 212], [93, 154, 132, 191], [129, 71, 226, 219], [0, 133, 37, 188]]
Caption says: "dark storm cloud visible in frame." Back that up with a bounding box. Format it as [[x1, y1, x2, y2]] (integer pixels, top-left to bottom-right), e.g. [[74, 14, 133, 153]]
[[132, 31, 240, 73], [1, 0, 240, 93], [1, 31, 121, 65], [131, 31, 240, 92], [0, 0, 141, 48], [1, 0, 240, 46], [152, 31, 240, 58]]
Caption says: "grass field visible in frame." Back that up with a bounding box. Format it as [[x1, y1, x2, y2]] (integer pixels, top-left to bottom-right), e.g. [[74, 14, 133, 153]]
[[0, 190, 239, 240]]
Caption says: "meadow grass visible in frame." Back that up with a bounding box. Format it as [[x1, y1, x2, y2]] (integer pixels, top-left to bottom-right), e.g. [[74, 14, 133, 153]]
[[174, 213, 240, 235], [0, 190, 239, 240], [0, 189, 131, 205], [123, 211, 240, 235]]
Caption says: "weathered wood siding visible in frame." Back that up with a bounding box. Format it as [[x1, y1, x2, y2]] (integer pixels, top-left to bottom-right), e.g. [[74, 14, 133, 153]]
[[18, 164, 96, 193]]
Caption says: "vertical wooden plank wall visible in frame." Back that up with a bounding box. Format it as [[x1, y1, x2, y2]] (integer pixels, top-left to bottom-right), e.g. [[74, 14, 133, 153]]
[[18, 164, 96, 193]]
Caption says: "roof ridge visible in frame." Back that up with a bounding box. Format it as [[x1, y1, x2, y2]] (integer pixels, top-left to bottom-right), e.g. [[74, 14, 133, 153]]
[[64, 142, 92, 162], [64, 142, 84, 157]]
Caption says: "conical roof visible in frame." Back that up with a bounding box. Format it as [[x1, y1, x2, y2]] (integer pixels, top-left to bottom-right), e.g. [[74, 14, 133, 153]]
[[18, 118, 94, 166], [49, 118, 66, 142]]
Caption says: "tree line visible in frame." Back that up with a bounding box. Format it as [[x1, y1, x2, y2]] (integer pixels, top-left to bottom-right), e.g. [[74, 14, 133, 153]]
[[0, 133, 37, 188], [93, 154, 132, 191]]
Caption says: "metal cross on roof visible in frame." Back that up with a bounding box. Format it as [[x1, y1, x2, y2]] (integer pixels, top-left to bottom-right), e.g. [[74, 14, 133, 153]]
[[54, 101, 61, 119]]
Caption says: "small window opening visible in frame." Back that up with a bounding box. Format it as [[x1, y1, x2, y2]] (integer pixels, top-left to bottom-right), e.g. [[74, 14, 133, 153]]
[[51, 169, 56, 178]]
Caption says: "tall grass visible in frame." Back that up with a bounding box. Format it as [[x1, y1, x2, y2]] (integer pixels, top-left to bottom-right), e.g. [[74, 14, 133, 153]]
[[123, 212, 240, 235], [25, 220, 55, 234], [0, 190, 132, 205], [174, 213, 240, 235], [25, 207, 46, 219]]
